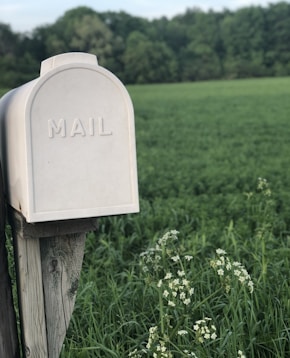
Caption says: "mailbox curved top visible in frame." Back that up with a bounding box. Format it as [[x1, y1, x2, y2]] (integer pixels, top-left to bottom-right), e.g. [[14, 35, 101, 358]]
[[0, 53, 139, 222]]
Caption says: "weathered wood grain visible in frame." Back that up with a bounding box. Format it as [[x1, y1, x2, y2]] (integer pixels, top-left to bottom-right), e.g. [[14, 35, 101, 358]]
[[9, 208, 97, 357], [13, 231, 48, 357], [0, 163, 19, 358], [40, 234, 86, 358]]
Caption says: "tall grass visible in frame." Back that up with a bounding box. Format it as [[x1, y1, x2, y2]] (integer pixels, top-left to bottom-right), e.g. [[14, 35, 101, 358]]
[[2, 78, 290, 356], [59, 78, 290, 357], [60, 176, 289, 357]]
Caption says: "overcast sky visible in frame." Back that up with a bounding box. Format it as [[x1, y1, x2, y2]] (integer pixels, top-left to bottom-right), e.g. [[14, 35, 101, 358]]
[[1, 0, 288, 33]]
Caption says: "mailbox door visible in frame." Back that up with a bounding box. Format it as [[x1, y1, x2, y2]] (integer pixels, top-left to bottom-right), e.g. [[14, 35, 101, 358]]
[[26, 62, 139, 222]]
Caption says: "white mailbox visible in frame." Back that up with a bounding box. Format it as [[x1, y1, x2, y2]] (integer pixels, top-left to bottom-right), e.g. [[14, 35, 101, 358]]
[[0, 52, 139, 223]]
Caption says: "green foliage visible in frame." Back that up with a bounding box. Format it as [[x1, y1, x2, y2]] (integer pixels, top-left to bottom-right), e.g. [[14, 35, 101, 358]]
[[123, 31, 177, 84], [55, 78, 290, 357], [2, 3, 290, 85], [129, 78, 290, 237], [44, 7, 114, 66]]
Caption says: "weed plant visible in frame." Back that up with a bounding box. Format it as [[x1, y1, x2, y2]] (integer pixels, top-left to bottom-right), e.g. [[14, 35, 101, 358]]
[[62, 78, 290, 357], [61, 181, 289, 357]]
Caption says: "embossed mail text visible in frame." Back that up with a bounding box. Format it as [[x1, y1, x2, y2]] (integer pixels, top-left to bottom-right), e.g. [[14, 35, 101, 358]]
[[48, 117, 112, 138]]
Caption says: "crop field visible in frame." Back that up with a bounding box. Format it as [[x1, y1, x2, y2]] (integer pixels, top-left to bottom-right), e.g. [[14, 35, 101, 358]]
[[2, 78, 290, 357]]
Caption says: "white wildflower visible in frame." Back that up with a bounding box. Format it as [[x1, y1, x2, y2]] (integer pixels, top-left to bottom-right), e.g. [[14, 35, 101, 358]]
[[182, 279, 189, 286], [239, 276, 246, 283], [178, 330, 188, 336], [164, 272, 173, 280], [128, 348, 143, 358], [248, 280, 254, 293], [233, 261, 241, 267], [178, 270, 185, 277], [171, 255, 180, 262], [157, 280, 163, 287], [173, 278, 180, 286], [234, 269, 241, 276], [211, 332, 217, 340], [163, 290, 169, 298], [180, 292, 186, 300], [216, 248, 227, 255], [238, 349, 246, 358], [226, 262, 232, 270], [185, 255, 193, 261]]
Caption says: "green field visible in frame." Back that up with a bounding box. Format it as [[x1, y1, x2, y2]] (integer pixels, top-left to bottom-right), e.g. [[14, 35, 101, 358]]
[[2, 78, 290, 357]]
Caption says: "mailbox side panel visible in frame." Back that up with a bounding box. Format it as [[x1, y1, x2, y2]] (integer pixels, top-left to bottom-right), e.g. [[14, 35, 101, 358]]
[[0, 81, 37, 218]]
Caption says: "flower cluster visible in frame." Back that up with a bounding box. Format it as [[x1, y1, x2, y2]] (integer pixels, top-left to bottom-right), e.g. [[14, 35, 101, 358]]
[[210, 249, 254, 293], [237, 349, 246, 358], [193, 318, 217, 343], [146, 326, 159, 350], [157, 230, 179, 246], [128, 348, 144, 358], [133, 232, 227, 357], [139, 246, 162, 273], [139, 230, 179, 274], [157, 271, 194, 308], [257, 177, 271, 196], [145, 326, 172, 358]]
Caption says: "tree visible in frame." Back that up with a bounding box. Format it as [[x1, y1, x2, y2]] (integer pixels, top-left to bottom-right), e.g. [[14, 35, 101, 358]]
[[264, 2, 290, 76], [181, 42, 221, 81], [99, 11, 149, 40], [0, 23, 39, 87], [2, 3, 290, 86], [123, 31, 177, 84], [0, 23, 18, 56], [176, 8, 223, 80], [44, 7, 114, 66], [220, 7, 267, 78]]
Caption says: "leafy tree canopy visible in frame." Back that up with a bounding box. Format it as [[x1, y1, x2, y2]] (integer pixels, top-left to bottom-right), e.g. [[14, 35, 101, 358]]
[[1, 2, 290, 87]]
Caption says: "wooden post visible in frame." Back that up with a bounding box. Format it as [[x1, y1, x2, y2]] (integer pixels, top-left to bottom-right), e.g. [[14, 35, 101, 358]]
[[0, 233, 20, 358], [0, 164, 20, 358], [0, 51, 139, 358], [40, 235, 86, 357], [13, 227, 47, 357], [9, 208, 97, 358]]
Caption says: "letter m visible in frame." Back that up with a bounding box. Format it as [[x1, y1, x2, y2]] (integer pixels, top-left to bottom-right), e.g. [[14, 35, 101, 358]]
[[48, 118, 66, 138]]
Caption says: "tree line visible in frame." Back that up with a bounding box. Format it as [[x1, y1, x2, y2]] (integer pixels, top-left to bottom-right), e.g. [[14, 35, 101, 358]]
[[1, 1, 290, 87]]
